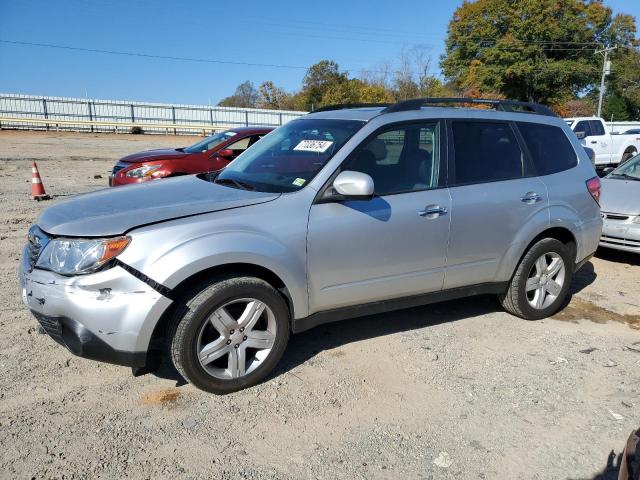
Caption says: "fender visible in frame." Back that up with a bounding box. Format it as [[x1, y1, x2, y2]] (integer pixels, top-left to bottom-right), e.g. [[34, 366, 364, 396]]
[[493, 205, 551, 281]]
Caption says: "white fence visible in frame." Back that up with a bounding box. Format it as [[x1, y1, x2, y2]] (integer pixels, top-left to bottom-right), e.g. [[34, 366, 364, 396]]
[[0, 93, 306, 135]]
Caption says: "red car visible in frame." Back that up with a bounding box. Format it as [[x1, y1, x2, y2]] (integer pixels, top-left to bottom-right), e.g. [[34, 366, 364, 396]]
[[109, 127, 273, 186]]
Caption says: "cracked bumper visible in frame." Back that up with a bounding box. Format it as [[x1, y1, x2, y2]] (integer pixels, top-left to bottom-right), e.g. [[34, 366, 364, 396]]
[[19, 245, 173, 366]]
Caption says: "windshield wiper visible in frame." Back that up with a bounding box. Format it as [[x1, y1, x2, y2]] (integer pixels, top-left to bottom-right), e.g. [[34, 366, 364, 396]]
[[610, 173, 640, 181], [214, 177, 255, 190]]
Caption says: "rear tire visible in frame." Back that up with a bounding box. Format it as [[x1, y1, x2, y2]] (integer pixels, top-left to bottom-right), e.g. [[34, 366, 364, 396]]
[[499, 238, 573, 320], [169, 276, 290, 394]]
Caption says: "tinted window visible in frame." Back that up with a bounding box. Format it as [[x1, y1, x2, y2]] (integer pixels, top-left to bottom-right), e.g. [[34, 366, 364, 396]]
[[574, 121, 592, 137], [451, 121, 523, 185], [344, 123, 440, 195], [517, 123, 577, 176], [589, 120, 605, 136]]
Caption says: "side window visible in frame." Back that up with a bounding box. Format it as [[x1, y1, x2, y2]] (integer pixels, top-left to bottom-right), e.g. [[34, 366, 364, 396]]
[[343, 123, 440, 195], [247, 134, 264, 148], [226, 136, 252, 153], [517, 123, 578, 175], [589, 120, 606, 136], [450, 121, 524, 185], [574, 121, 592, 138]]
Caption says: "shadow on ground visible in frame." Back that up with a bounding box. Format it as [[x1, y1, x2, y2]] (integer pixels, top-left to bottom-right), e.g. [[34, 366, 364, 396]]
[[152, 262, 598, 386], [568, 450, 621, 480], [596, 247, 640, 267]]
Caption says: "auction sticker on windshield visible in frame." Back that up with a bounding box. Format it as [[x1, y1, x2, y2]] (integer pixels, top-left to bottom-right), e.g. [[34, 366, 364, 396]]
[[293, 140, 333, 153]]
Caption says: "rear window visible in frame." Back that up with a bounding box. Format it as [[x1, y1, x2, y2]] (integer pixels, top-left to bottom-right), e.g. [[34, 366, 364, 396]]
[[517, 123, 577, 175], [451, 121, 524, 185]]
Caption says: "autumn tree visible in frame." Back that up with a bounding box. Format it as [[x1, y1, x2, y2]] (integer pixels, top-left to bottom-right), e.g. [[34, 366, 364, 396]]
[[218, 81, 259, 108], [440, 0, 637, 104], [257, 81, 294, 110]]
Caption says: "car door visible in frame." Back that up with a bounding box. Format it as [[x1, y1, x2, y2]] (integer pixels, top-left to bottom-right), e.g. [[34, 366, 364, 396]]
[[307, 121, 451, 313], [443, 120, 548, 289], [575, 120, 609, 165]]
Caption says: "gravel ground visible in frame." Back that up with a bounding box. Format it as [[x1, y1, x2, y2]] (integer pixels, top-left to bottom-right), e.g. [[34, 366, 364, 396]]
[[0, 130, 639, 480]]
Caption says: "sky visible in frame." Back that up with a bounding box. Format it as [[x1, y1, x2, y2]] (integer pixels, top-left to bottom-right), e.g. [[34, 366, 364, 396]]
[[0, 0, 639, 105]]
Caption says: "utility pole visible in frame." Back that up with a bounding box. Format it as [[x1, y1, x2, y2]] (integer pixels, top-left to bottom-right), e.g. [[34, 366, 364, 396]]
[[596, 45, 617, 118]]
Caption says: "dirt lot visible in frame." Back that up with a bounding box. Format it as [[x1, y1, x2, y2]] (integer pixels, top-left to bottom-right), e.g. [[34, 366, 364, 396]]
[[0, 130, 639, 479]]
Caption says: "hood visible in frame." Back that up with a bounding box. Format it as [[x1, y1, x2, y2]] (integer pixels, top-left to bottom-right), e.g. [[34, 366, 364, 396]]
[[119, 148, 190, 163], [37, 175, 280, 237], [600, 177, 640, 216]]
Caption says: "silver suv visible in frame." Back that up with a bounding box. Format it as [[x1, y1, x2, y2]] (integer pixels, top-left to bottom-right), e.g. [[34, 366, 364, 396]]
[[19, 98, 603, 394]]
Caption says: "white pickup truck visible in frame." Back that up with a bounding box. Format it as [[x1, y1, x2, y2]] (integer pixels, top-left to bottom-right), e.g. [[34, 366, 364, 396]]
[[565, 117, 640, 168]]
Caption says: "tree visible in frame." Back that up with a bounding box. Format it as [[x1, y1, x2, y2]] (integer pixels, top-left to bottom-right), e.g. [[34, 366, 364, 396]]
[[257, 81, 294, 110], [218, 81, 259, 108], [320, 79, 394, 105], [440, 0, 637, 104], [604, 46, 640, 119], [298, 60, 349, 110]]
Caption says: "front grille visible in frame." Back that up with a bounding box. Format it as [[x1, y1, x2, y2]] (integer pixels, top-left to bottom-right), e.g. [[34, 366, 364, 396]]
[[601, 234, 640, 249], [32, 312, 63, 342], [27, 225, 50, 271], [602, 212, 630, 221]]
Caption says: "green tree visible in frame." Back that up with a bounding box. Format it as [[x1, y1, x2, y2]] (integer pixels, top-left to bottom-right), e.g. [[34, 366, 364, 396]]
[[440, 0, 637, 104], [298, 60, 349, 110], [320, 79, 394, 105], [218, 81, 259, 108]]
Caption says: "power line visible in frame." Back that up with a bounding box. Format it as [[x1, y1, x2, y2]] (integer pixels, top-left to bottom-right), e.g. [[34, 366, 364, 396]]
[[0, 39, 309, 70], [0, 38, 437, 76]]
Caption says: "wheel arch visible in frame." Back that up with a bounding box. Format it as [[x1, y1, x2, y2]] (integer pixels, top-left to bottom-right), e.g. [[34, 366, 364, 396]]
[[495, 225, 578, 285], [147, 262, 295, 355]]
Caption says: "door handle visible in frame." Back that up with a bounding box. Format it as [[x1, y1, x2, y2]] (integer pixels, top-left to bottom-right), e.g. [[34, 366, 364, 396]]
[[418, 205, 448, 217], [520, 192, 542, 204], [590, 140, 597, 144]]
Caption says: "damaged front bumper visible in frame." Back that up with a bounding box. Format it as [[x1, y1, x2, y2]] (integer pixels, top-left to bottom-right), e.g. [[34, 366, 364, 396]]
[[19, 244, 173, 367]]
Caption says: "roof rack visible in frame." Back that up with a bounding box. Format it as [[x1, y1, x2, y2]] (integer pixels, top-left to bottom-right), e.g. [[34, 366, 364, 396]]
[[312, 102, 391, 113], [381, 97, 557, 117]]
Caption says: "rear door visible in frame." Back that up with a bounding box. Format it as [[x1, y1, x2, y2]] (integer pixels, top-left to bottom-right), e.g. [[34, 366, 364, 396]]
[[307, 121, 451, 312], [443, 120, 548, 289], [575, 120, 610, 165]]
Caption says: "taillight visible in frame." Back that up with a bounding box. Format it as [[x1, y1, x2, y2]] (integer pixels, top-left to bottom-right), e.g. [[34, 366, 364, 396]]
[[586, 176, 601, 205]]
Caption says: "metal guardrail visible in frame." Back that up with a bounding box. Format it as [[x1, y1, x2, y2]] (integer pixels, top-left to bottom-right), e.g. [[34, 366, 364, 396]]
[[0, 93, 306, 135], [0, 116, 232, 135]]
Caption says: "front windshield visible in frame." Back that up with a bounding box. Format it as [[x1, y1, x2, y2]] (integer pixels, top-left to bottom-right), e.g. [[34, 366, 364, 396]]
[[183, 130, 238, 153], [609, 154, 640, 180], [215, 118, 365, 193]]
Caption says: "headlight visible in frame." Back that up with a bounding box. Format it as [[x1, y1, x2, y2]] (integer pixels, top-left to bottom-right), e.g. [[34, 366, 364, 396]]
[[125, 165, 162, 178], [633, 216, 640, 224], [36, 236, 131, 275]]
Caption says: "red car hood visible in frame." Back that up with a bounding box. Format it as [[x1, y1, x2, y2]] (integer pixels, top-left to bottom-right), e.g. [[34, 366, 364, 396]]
[[119, 148, 191, 163]]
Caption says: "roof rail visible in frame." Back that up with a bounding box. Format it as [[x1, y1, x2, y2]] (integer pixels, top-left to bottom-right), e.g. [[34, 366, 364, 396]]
[[381, 98, 558, 117], [312, 102, 391, 113]]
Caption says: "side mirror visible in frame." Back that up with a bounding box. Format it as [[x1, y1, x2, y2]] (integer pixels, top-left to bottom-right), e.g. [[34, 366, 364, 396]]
[[575, 131, 586, 140], [332, 171, 374, 200], [602, 167, 615, 176], [218, 149, 234, 159]]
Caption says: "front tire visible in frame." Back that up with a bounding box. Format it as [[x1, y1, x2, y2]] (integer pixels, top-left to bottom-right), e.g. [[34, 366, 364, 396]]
[[499, 238, 573, 320], [169, 276, 290, 394]]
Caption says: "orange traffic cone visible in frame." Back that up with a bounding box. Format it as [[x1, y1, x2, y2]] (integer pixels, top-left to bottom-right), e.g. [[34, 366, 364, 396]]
[[31, 161, 50, 201]]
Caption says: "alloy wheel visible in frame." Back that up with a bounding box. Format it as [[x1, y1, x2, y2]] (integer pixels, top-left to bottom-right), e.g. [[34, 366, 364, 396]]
[[525, 252, 566, 310], [197, 298, 276, 379]]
